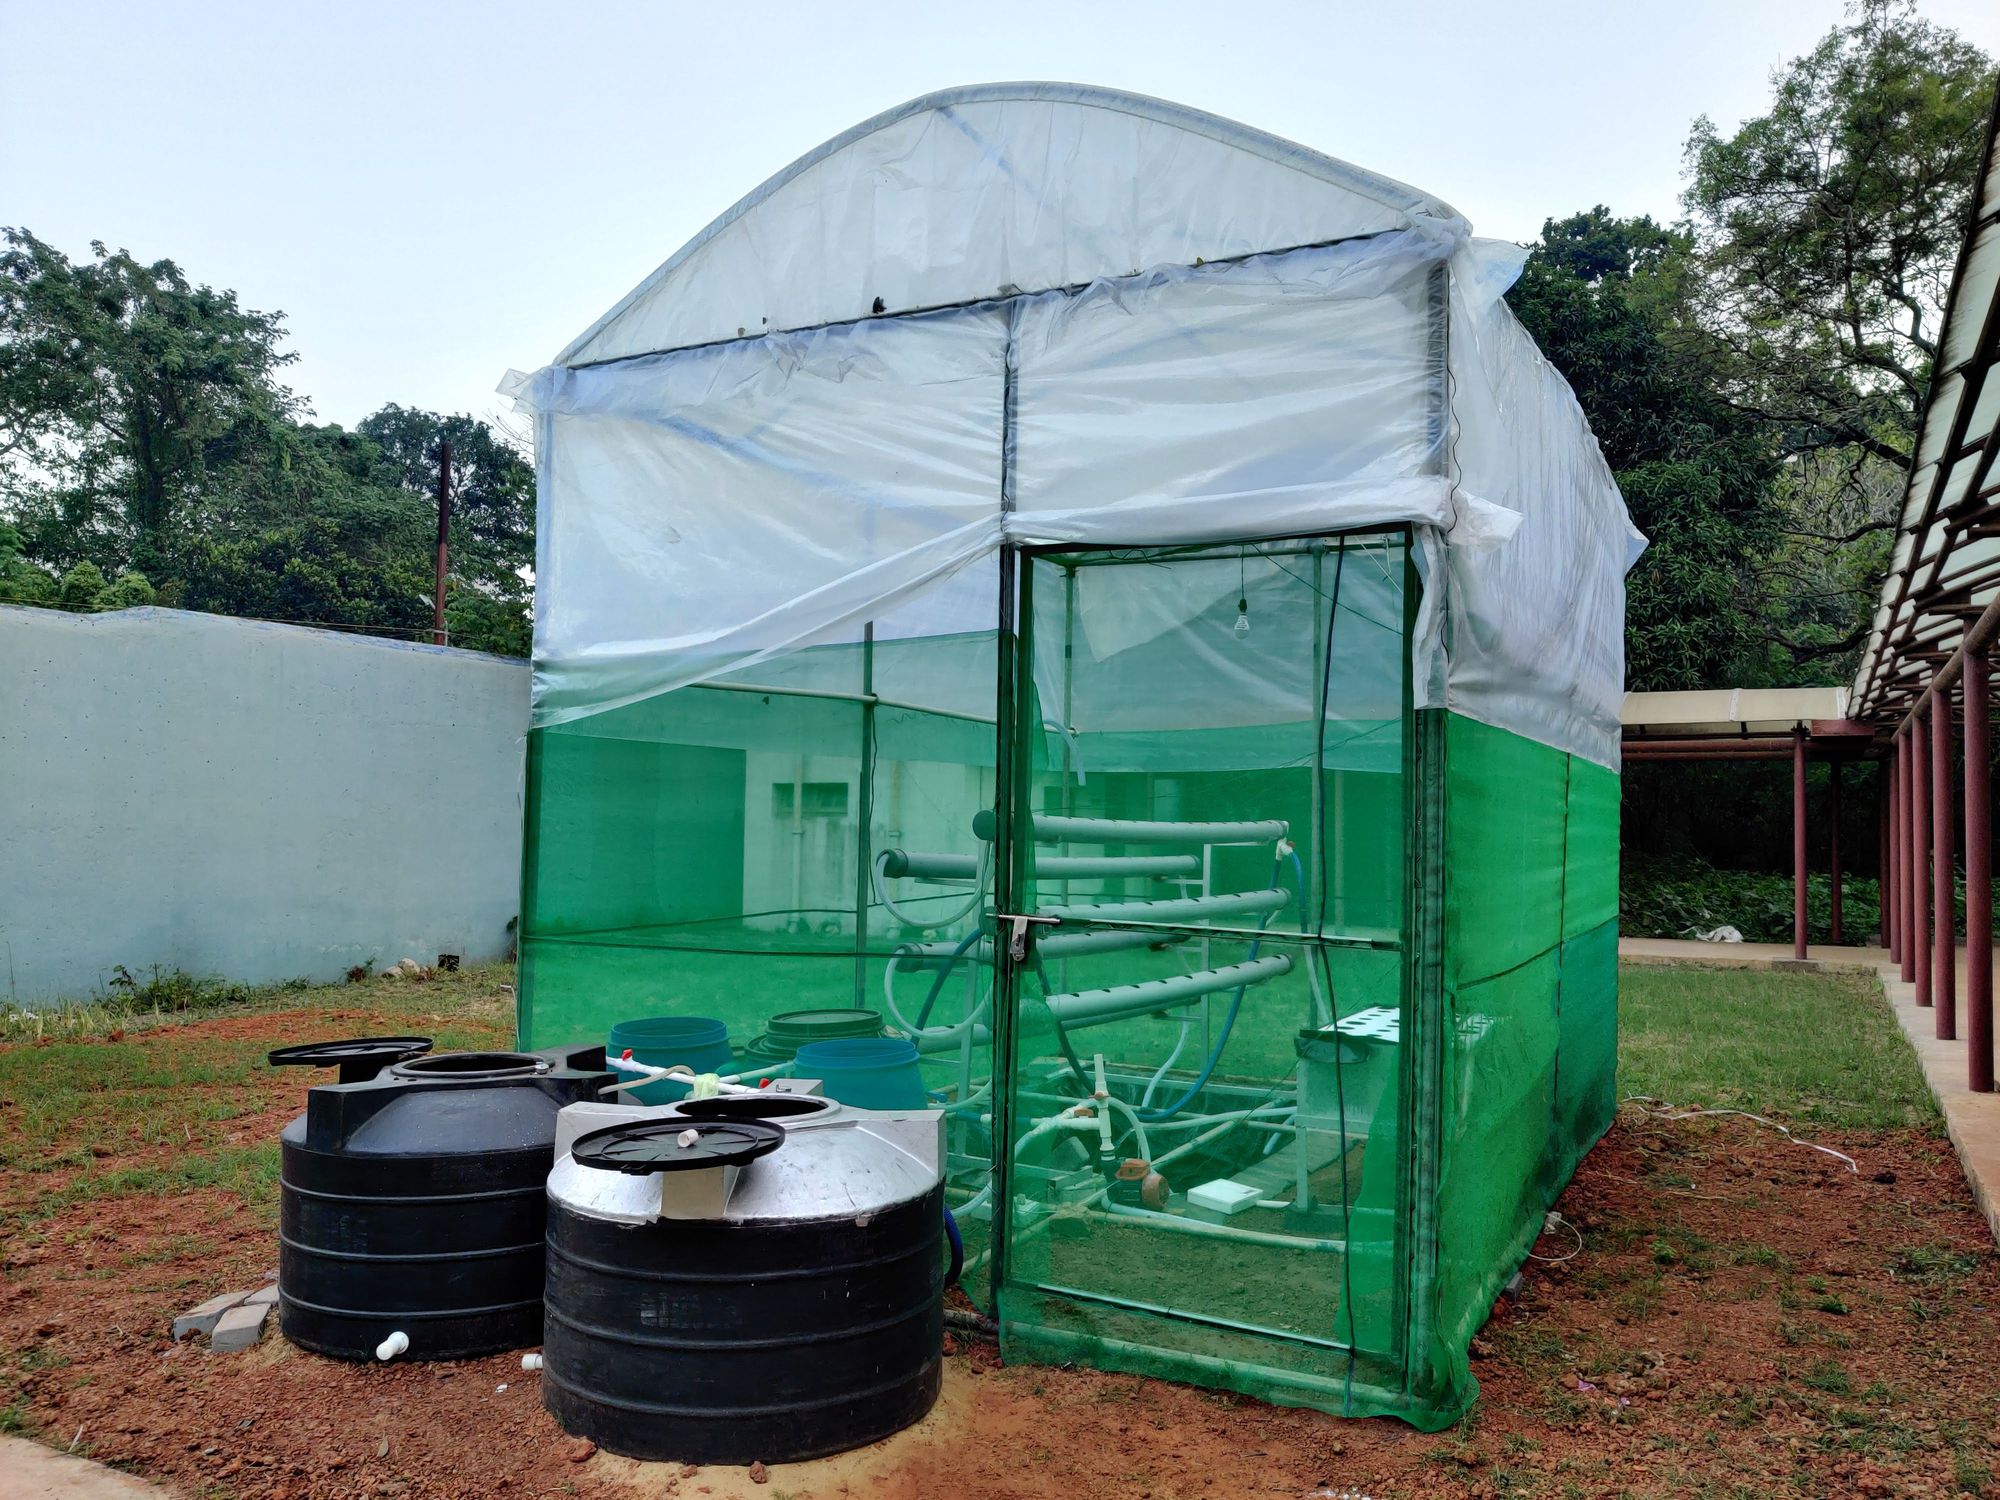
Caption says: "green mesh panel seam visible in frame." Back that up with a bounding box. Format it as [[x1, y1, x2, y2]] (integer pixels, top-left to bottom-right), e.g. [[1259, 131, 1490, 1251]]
[[1403, 701, 1450, 1412], [1550, 750, 1574, 1174], [515, 726, 545, 1047]]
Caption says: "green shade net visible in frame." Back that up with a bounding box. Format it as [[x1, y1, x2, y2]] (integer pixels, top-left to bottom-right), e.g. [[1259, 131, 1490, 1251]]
[[517, 531, 1620, 1427]]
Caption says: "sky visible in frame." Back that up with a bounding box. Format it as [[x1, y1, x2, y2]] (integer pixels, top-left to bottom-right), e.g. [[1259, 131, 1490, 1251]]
[[5, 0, 2000, 430]]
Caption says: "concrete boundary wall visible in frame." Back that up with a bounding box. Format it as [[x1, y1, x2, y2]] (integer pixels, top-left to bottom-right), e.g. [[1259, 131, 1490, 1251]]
[[0, 606, 530, 1005]]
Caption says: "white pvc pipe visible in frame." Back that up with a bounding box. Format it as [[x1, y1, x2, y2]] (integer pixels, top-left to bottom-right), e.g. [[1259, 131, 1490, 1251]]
[[1044, 953, 1293, 1029], [1039, 888, 1288, 925], [375, 1331, 409, 1361]]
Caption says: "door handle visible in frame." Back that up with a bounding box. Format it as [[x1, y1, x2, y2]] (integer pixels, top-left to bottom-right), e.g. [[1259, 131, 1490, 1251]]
[[995, 912, 1060, 962]]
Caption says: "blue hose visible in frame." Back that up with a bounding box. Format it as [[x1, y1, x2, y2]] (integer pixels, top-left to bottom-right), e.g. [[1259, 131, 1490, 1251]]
[[1137, 850, 1293, 1123], [942, 1207, 964, 1287], [914, 927, 986, 1028]]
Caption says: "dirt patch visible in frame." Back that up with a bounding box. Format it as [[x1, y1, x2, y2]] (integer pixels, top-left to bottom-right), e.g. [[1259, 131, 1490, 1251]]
[[5, 1011, 2000, 1498]]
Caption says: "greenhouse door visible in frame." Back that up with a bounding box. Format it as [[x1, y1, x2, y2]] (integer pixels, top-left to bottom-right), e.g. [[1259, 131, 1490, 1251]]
[[990, 534, 1417, 1401]]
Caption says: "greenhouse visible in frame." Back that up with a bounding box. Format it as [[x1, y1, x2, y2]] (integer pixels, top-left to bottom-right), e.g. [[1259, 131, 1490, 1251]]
[[506, 83, 1641, 1428]]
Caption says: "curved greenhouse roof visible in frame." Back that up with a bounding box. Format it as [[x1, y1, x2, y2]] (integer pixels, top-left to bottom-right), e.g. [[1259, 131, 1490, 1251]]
[[558, 83, 1469, 367], [511, 83, 1640, 771]]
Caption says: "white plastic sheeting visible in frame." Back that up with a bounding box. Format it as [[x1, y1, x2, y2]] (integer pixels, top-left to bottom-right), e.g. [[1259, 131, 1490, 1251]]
[[558, 83, 1463, 367], [509, 85, 1639, 768]]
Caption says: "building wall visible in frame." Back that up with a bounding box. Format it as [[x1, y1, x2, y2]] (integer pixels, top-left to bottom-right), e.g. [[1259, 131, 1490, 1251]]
[[0, 606, 529, 1005]]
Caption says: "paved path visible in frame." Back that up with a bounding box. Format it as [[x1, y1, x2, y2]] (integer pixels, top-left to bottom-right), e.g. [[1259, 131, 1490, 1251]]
[[1618, 935, 1887, 972], [1620, 936, 2000, 1249], [0, 1438, 174, 1499], [1875, 951, 2000, 1248]]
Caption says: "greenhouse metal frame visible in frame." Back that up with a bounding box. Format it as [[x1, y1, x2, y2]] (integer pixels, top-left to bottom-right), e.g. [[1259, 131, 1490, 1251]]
[[507, 83, 1640, 1428]]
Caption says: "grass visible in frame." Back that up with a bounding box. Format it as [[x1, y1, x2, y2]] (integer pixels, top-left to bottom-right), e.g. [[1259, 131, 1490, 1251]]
[[0, 964, 516, 1229], [1618, 964, 1937, 1131]]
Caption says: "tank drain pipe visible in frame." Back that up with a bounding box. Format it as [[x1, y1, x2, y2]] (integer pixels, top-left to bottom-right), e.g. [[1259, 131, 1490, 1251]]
[[374, 1331, 410, 1361], [942, 1306, 998, 1338]]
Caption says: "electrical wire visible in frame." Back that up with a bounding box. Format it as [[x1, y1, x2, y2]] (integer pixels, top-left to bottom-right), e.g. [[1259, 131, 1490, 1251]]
[[1622, 1096, 1859, 1173], [1525, 1211, 1584, 1264]]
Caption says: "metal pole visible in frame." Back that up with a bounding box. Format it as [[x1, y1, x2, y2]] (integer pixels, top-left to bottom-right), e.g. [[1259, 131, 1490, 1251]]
[[1966, 649, 1993, 1092], [985, 305, 1022, 1311], [1900, 732, 1915, 981], [1829, 761, 1844, 946], [432, 437, 452, 646], [1935, 685, 1957, 1039], [1881, 758, 1895, 954], [1915, 706, 1933, 1007], [1793, 727, 1808, 961], [853, 622, 875, 1007]]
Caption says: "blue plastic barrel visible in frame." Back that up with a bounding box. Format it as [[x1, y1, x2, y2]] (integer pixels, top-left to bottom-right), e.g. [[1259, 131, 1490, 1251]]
[[607, 1016, 733, 1104], [793, 1037, 928, 1110]]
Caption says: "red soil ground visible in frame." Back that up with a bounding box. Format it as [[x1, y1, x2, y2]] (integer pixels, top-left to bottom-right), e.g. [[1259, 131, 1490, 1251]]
[[4, 1001, 1998, 1499]]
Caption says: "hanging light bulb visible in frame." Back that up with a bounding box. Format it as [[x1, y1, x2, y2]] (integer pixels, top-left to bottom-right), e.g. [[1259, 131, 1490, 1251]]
[[1234, 596, 1251, 635], [1234, 547, 1252, 635]]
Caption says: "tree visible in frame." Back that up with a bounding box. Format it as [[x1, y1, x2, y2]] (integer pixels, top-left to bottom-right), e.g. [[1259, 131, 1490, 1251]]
[[1507, 208, 1782, 690], [0, 228, 301, 580], [0, 520, 55, 606], [1683, 0, 1994, 667], [356, 405, 534, 655], [0, 230, 535, 654]]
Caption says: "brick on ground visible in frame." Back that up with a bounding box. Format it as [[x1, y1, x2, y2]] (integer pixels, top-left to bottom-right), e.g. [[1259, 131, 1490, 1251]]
[[209, 1301, 269, 1353], [172, 1290, 249, 1341]]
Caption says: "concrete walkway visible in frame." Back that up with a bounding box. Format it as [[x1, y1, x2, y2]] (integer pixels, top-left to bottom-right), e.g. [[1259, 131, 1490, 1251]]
[[1875, 952, 2000, 1247], [1619, 935, 1888, 972], [0, 1438, 174, 1499], [1621, 936, 2000, 1248]]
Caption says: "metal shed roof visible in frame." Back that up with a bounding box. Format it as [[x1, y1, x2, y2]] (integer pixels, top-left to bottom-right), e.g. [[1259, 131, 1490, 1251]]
[[1851, 75, 2000, 724]]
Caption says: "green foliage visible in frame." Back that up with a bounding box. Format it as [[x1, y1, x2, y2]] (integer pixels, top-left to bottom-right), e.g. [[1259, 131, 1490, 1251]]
[[1622, 856, 1885, 947], [1507, 209, 1779, 689], [0, 229, 533, 653], [1681, 0, 1993, 675]]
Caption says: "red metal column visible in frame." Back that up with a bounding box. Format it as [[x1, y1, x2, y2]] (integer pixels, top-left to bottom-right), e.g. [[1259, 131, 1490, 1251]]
[[1894, 741, 1908, 965], [1966, 650, 1992, 1092], [1829, 762, 1844, 946], [1884, 752, 1898, 958], [1915, 707, 1933, 1006], [1934, 690, 1957, 1039], [1793, 727, 1809, 961]]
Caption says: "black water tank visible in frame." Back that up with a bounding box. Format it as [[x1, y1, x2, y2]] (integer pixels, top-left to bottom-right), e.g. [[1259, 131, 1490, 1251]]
[[542, 1104, 945, 1463], [273, 1040, 613, 1360]]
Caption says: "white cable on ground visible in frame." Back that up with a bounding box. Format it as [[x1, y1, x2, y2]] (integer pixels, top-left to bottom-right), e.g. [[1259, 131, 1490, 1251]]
[[1525, 1210, 1584, 1263], [1623, 1095, 1858, 1174]]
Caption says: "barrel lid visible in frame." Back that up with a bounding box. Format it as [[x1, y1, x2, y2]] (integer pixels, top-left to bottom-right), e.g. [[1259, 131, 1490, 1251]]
[[389, 1051, 551, 1082], [267, 1036, 433, 1085], [749, 1008, 882, 1058], [572, 1118, 785, 1175]]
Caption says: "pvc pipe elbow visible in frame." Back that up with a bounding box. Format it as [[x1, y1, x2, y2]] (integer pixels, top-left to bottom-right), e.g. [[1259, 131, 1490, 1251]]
[[375, 1330, 410, 1361]]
